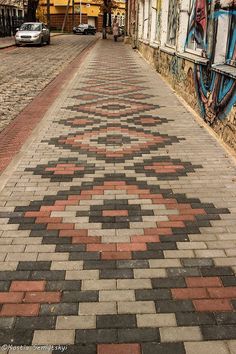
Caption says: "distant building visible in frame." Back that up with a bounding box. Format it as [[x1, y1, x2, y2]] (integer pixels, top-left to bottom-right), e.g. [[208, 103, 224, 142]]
[[127, 0, 236, 151], [37, 0, 125, 32], [0, 0, 24, 36]]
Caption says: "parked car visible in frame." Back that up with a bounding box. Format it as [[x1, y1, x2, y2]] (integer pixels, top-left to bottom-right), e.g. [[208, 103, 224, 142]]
[[73, 24, 96, 35], [15, 22, 50, 46], [119, 26, 125, 37]]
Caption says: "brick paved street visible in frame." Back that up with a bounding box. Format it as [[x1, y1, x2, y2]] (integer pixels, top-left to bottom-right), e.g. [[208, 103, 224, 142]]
[[0, 39, 236, 354], [0, 34, 97, 133]]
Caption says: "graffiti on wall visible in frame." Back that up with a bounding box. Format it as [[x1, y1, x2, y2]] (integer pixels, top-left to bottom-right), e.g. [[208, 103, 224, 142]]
[[192, 0, 236, 124], [186, 0, 208, 51], [195, 67, 236, 124], [167, 0, 179, 45]]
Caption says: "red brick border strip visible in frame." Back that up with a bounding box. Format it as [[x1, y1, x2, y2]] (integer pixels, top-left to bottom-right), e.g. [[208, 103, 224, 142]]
[[0, 38, 98, 174]]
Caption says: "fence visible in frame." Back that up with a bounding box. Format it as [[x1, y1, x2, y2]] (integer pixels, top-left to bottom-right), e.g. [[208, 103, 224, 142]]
[[0, 15, 24, 37]]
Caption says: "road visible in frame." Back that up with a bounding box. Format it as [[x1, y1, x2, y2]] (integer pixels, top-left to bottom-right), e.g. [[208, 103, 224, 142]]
[[0, 34, 97, 133]]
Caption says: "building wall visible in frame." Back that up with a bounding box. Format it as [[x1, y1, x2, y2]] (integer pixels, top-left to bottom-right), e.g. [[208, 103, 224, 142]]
[[0, 0, 24, 36], [50, 13, 87, 31], [131, 0, 236, 151], [37, 0, 125, 31]]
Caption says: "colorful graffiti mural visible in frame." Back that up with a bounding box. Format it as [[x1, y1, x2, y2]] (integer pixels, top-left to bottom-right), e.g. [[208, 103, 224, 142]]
[[186, 0, 208, 51], [192, 0, 236, 124], [195, 67, 236, 124]]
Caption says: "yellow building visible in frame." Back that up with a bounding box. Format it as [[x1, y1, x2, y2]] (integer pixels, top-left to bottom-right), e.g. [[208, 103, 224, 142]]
[[37, 0, 125, 32]]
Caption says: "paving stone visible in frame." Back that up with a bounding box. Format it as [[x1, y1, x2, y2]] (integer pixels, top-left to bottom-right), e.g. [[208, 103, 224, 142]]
[[176, 312, 216, 326], [96, 314, 136, 329], [201, 326, 236, 340], [100, 269, 133, 279], [81, 279, 116, 290], [79, 302, 117, 315], [75, 329, 117, 344], [56, 315, 96, 329], [0, 329, 33, 345], [0, 317, 15, 329], [65, 270, 99, 280], [40, 303, 79, 316], [160, 326, 202, 342], [135, 289, 171, 300], [46, 280, 81, 291], [156, 300, 194, 313], [117, 279, 152, 289], [97, 343, 140, 354], [137, 314, 176, 327], [14, 316, 56, 330], [227, 340, 236, 354], [99, 290, 135, 301], [53, 345, 96, 354], [184, 341, 230, 354], [118, 301, 155, 314], [32, 330, 75, 344], [142, 342, 186, 354], [118, 328, 159, 342]]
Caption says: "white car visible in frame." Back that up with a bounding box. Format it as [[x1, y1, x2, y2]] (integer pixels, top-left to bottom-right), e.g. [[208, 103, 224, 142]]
[[15, 22, 50, 46]]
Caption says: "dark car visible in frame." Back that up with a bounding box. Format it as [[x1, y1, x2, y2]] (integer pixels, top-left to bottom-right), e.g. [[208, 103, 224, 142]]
[[73, 24, 96, 35], [119, 26, 125, 37]]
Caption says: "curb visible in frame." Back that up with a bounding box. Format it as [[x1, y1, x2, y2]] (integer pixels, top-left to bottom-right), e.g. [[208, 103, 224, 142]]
[[0, 32, 64, 50], [0, 37, 98, 176]]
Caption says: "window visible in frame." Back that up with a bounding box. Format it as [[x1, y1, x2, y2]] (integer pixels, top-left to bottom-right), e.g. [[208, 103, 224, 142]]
[[226, 10, 236, 66], [147, 0, 152, 39], [143, 0, 149, 39], [185, 0, 208, 54], [155, 0, 161, 42], [138, 0, 144, 38], [166, 0, 179, 46], [214, 1, 236, 66]]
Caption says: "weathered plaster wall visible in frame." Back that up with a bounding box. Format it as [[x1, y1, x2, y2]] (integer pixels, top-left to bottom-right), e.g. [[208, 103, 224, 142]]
[[138, 41, 236, 151], [134, 0, 236, 151]]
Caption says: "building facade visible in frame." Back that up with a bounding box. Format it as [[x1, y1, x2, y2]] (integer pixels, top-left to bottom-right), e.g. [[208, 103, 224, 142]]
[[0, 0, 24, 36], [37, 0, 125, 32], [128, 0, 236, 151]]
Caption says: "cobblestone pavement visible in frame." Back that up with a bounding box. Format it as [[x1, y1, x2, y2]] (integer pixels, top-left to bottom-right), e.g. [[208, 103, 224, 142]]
[[0, 39, 236, 354], [0, 34, 97, 133]]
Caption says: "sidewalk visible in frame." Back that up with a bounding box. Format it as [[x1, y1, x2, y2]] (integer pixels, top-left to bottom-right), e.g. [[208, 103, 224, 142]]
[[0, 39, 236, 354], [0, 33, 63, 49]]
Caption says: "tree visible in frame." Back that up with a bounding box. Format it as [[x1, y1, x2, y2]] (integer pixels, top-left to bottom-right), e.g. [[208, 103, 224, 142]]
[[24, 0, 39, 21]]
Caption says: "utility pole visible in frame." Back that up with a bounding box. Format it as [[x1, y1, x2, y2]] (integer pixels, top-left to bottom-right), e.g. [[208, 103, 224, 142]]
[[72, 0, 75, 28], [47, 0, 50, 29], [61, 0, 70, 32]]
